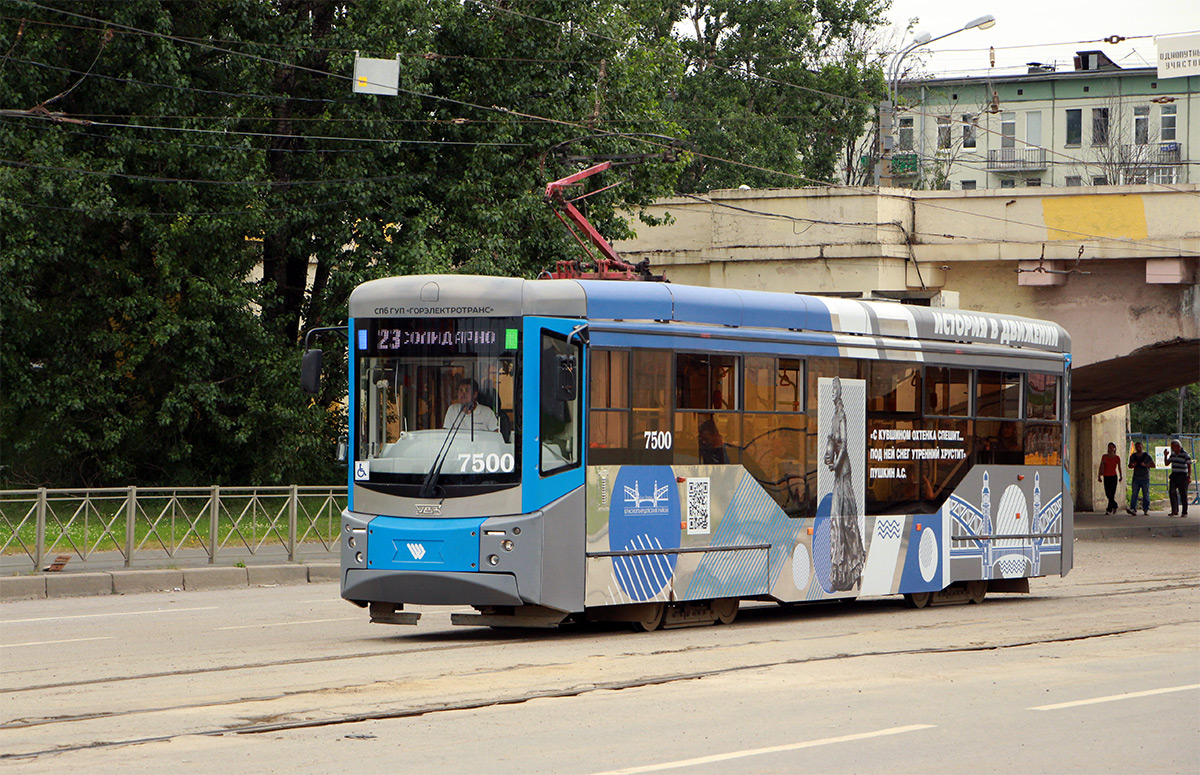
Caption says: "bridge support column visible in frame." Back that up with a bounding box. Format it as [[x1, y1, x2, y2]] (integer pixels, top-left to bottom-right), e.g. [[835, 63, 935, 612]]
[[1073, 406, 1129, 512]]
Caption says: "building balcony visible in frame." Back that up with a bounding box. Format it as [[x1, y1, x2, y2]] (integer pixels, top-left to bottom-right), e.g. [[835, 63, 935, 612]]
[[987, 148, 1048, 171], [1120, 143, 1183, 165]]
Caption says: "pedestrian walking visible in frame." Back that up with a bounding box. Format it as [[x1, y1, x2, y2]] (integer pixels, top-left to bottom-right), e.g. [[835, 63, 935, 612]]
[[1099, 443, 1123, 515], [1165, 439, 1194, 517], [1097, 442, 1123, 515], [1126, 441, 1154, 515]]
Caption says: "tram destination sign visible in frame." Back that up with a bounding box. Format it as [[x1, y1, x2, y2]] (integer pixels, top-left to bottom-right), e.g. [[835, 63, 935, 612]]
[[357, 317, 519, 356]]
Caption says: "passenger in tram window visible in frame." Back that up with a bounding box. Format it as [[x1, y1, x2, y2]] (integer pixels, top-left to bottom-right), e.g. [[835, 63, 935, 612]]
[[698, 418, 728, 464], [1097, 441, 1123, 515], [443, 378, 499, 432], [996, 421, 1023, 464]]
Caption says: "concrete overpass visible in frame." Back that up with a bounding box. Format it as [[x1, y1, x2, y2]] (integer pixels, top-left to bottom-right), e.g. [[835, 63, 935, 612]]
[[613, 184, 1199, 508]]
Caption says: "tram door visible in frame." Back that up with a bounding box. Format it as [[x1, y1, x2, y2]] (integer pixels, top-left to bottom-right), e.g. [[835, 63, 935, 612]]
[[521, 317, 586, 612]]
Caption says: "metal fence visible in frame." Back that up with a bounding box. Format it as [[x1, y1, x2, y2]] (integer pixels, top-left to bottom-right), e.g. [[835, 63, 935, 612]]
[[0, 486, 346, 572]]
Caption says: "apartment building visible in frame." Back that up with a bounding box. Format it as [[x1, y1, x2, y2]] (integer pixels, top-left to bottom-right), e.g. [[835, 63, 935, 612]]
[[887, 51, 1197, 190]]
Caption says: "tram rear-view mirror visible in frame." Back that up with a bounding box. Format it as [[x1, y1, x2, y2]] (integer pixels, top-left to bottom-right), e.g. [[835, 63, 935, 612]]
[[555, 354, 577, 402], [301, 349, 324, 395], [335, 434, 348, 463]]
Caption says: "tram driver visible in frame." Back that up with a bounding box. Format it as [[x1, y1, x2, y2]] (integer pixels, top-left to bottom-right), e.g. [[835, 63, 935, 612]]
[[443, 378, 499, 432]]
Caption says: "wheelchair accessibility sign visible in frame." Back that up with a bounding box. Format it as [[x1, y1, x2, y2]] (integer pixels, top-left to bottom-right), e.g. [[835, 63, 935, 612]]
[[354, 460, 370, 481]]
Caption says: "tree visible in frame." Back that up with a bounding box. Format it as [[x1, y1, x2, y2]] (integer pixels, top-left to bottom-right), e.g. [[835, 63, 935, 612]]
[[1131, 385, 1200, 435], [0, 0, 681, 487], [1072, 93, 1177, 187], [643, 0, 888, 192], [1, 1, 890, 488]]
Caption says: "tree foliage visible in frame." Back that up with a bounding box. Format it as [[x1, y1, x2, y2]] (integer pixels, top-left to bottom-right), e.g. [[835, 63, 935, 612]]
[[1130, 385, 1200, 436], [1, 0, 888, 487], [652, 0, 888, 191]]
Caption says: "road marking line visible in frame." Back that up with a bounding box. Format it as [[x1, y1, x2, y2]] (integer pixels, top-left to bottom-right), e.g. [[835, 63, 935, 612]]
[[591, 724, 937, 775], [6, 606, 218, 624], [1031, 684, 1200, 711], [0, 636, 114, 649], [215, 617, 359, 631]]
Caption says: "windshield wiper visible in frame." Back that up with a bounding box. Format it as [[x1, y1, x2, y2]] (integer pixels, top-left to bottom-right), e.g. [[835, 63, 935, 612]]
[[419, 406, 471, 499]]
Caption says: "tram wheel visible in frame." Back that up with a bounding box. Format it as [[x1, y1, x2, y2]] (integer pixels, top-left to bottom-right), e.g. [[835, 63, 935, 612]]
[[904, 591, 933, 609], [966, 580, 987, 604], [712, 598, 739, 625], [632, 602, 665, 632]]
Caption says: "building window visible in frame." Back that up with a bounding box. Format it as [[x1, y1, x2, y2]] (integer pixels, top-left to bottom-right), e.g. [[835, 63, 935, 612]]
[[1134, 106, 1150, 145], [1025, 178, 1041, 187], [1066, 108, 1082, 146], [1001, 112, 1016, 149], [961, 180, 977, 190], [1146, 167, 1178, 185], [1065, 176, 1082, 187], [1092, 175, 1108, 186], [898, 117, 914, 151], [1092, 108, 1109, 146], [1000, 179, 1016, 189], [1026, 111, 1042, 148], [962, 115, 976, 148], [1162, 105, 1177, 141], [937, 116, 952, 149]]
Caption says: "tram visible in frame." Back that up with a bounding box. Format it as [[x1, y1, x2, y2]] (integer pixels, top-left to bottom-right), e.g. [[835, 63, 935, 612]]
[[308, 274, 1072, 629]]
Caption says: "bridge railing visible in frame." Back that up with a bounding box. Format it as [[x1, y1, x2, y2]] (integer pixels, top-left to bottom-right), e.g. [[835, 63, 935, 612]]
[[0, 486, 346, 572]]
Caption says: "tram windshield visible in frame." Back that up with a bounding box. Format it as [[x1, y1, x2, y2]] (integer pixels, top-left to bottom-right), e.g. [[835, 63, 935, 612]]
[[355, 317, 521, 490]]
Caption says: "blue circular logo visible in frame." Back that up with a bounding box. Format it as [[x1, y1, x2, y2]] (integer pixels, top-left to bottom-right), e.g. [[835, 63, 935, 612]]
[[609, 466, 680, 600]]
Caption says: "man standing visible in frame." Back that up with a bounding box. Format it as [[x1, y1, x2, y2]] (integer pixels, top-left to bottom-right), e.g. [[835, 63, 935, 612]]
[[1165, 439, 1194, 518], [1126, 441, 1155, 516]]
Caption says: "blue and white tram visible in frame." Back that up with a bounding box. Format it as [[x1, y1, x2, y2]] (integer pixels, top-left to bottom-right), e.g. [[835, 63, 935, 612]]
[[330, 275, 1072, 629]]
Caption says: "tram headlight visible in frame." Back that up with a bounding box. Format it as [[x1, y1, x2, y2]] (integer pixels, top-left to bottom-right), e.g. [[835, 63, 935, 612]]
[[501, 540, 514, 552], [348, 536, 356, 549], [355, 552, 363, 564], [487, 554, 500, 566]]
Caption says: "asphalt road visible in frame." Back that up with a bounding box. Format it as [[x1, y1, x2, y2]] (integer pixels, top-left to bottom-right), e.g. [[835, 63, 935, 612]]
[[2, 536, 1197, 774]]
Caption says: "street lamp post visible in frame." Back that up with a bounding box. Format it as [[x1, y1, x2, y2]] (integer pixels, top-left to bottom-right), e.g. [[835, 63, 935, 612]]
[[876, 14, 996, 188]]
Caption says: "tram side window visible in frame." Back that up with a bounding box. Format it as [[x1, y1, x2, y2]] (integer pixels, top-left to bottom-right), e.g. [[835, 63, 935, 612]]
[[976, 419, 1024, 465], [736, 357, 805, 514], [588, 349, 630, 466], [540, 331, 581, 475], [868, 362, 920, 415], [744, 356, 775, 412], [1026, 372, 1059, 420], [977, 370, 1022, 418], [630, 349, 674, 465], [1024, 423, 1062, 465], [676, 353, 737, 410], [925, 366, 971, 416], [674, 410, 741, 466], [674, 353, 739, 466]]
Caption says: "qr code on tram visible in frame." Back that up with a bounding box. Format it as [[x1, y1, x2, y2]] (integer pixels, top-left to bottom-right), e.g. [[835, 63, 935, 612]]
[[686, 477, 711, 535]]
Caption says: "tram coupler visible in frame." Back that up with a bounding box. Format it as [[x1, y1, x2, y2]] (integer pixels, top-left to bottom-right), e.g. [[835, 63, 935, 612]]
[[451, 605, 568, 629], [369, 602, 420, 625]]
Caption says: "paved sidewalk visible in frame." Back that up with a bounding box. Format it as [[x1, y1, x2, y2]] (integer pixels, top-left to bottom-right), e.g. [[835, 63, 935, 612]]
[[1, 511, 1194, 602]]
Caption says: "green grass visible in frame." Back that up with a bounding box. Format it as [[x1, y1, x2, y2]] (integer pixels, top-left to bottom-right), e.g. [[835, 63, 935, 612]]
[[0, 494, 344, 558]]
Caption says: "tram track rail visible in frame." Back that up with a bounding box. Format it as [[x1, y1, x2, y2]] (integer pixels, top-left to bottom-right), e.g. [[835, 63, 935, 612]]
[[4, 575, 1196, 763], [5, 577, 1195, 700], [3, 616, 1195, 762]]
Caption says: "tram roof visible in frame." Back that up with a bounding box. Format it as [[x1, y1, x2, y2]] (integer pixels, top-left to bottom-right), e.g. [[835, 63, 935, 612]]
[[349, 275, 1071, 355]]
